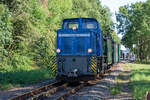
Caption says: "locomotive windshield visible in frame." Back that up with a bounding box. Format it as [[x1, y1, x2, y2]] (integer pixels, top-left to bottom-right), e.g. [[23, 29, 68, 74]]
[[63, 22, 79, 29], [63, 19, 98, 29], [82, 21, 97, 29]]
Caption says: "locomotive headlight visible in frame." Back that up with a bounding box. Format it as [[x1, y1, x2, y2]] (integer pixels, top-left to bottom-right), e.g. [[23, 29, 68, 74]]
[[88, 48, 92, 53], [56, 49, 61, 53]]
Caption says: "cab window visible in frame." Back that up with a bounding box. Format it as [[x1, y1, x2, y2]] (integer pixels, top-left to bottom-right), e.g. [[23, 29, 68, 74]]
[[63, 22, 79, 29], [82, 21, 97, 29]]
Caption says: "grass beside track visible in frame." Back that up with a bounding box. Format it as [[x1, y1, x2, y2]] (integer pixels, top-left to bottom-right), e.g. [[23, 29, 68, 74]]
[[110, 72, 124, 95], [0, 68, 52, 90], [127, 63, 150, 99]]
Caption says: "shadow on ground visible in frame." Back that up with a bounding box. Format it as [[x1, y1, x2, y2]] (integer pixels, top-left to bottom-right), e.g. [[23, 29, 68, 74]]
[[66, 64, 133, 100]]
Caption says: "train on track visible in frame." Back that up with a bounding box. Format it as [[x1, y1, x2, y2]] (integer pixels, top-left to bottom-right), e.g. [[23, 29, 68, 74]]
[[55, 18, 120, 82]]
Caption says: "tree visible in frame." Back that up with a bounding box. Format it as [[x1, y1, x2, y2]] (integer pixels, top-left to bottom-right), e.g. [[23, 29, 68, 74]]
[[116, 1, 150, 62]]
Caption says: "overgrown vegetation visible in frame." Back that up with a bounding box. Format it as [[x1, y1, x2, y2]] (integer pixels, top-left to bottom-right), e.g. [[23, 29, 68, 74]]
[[127, 63, 150, 99], [0, 0, 120, 89], [0, 68, 52, 90], [110, 84, 122, 95], [117, 0, 150, 62], [110, 72, 125, 95]]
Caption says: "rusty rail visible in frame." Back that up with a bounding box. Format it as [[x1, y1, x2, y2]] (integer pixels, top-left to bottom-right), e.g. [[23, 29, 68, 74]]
[[9, 81, 66, 100], [27, 83, 68, 100], [56, 83, 87, 100]]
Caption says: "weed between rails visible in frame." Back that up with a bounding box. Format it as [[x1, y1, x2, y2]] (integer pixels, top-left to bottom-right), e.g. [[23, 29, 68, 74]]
[[110, 65, 130, 95], [110, 74, 124, 95]]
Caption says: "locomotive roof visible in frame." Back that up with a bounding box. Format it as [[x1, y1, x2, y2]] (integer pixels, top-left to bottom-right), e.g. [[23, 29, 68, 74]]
[[63, 18, 98, 22]]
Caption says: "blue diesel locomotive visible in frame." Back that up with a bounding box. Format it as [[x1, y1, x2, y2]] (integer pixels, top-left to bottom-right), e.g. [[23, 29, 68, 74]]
[[56, 18, 120, 81]]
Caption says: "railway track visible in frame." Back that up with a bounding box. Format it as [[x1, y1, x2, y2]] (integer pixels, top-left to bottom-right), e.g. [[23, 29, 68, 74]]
[[9, 81, 67, 100], [9, 64, 118, 100]]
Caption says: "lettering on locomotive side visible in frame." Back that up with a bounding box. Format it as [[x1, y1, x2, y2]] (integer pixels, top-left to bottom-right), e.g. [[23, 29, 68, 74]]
[[58, 34, 90, 37]]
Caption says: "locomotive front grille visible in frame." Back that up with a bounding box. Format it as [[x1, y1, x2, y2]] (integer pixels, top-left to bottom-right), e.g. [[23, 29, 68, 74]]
[[59, 33, 91, 55], [63, 37, 73, 53], [63, 37, 90, 54]]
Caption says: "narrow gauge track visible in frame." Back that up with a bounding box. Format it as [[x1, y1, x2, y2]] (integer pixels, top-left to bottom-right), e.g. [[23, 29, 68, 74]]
[[55, 64, 119, 100], [9, 81, 67, 100], [9, 64, 118, 100]]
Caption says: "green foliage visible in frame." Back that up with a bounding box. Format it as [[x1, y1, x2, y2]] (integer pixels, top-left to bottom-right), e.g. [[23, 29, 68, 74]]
[[0, 4, 13, 57], [111, 32, 121, 44], [116, 1, 150, 61], [1, 83, 14, 90], [0, 68, 52, 90], [128, 63, 150, 99], [110, 84, 122, 95], [0, 54, 33, 72], [31, 36, 56, 67]]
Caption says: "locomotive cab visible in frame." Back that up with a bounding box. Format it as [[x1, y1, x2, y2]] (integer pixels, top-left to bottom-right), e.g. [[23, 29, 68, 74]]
[[56, 18, 104, 82]]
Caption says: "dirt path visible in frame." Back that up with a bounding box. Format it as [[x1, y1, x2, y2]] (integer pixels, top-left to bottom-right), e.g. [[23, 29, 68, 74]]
[[67, 63, 133, 100], [107, 64, 133, 100]]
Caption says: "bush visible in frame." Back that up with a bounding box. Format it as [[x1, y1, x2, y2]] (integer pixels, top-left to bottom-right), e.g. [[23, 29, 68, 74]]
[[0, 4, 13, 57], [0, 54, 33, 72]]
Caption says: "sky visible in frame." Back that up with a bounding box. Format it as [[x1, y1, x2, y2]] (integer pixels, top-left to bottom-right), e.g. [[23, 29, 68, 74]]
[[100, 0, 147, 22], [100, 0, 147, 38]]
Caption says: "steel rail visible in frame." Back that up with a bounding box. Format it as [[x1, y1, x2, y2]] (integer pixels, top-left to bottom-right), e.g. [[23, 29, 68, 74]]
[[9, 81, 66, 100]]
